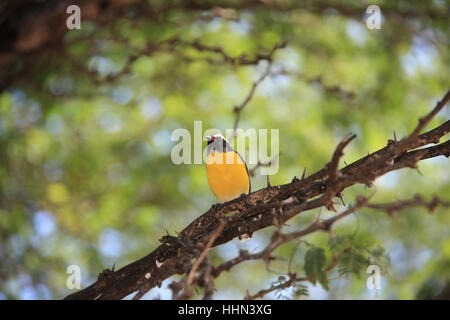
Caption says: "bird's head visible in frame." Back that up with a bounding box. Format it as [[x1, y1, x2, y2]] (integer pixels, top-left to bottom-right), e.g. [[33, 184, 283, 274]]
[[205, 134, 233, 154]]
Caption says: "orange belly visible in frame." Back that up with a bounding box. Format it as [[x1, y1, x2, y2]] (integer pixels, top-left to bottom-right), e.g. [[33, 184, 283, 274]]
[[206, 151, 250, 203]]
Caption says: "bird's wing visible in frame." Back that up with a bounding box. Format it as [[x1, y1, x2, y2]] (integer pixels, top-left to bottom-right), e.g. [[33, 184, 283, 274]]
[[236, 151, 251, 193]]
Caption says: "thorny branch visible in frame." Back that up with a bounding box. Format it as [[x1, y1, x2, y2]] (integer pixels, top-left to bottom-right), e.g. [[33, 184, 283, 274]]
[[248, 153, 280, 177], [65, 38, 286, 87], [211, 197, 367, 280], [244, 248, 345, 300], [64, 90, 450, 300], [243, 194, 450, 299], [1, 1, 447, 92], [244, 273, 307, 300], [232, 42, 286, 135], [364, 194, 450, 217], [172, 221, 226, 300]]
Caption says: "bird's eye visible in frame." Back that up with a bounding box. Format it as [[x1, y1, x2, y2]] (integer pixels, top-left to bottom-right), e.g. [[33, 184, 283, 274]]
[[207, 136, 216, 145]]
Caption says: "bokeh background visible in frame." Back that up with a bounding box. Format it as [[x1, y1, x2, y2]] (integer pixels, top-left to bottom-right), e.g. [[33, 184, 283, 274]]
[[0, 0, 449, 299]]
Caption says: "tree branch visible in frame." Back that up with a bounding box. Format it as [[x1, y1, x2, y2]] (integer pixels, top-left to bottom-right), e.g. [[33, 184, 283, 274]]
[[63, 90, 449, 300], [240, 193, 449, 300], [232, 42, 286, 135]]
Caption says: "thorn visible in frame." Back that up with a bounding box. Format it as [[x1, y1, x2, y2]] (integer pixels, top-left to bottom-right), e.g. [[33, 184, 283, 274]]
[[344, 161, 348, 166], [337, 192, 346, 206], [429, 196, 439, 213], [362, 178, 374, 188], [267, 175, 271, 188], [387, 209, 396, 218], [98, 268, 114, 281], [393, 130, 397, 141], [326, 202, 336, 212], [301, 167, 307, 180], [415, 166, 423, 176], [272, 217, 281, 229]]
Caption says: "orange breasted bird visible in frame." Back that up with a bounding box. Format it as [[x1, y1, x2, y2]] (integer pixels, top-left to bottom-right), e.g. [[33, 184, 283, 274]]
[[205, 134, 251, 203]]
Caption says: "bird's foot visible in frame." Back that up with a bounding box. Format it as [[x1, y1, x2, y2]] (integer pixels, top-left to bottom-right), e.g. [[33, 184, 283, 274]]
[[211, 202, 224, 212], [239, 193, 252, 208]]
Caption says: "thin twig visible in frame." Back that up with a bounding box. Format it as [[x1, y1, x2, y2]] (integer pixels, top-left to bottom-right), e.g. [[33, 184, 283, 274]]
[[186, 221, 226, 287]]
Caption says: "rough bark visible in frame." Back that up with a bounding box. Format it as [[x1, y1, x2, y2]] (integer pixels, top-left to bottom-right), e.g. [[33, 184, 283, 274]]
[[63, 90, 450, 300]]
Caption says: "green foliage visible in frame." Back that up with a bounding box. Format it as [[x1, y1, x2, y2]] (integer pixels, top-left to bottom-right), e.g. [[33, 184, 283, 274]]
[[338, 249, 369, 279], [0, 0, 448, 299], [329, 234, 391, 279], [304, 247, 329, 290], [292, 283, 309, 299], [269, 276, 309, 300]]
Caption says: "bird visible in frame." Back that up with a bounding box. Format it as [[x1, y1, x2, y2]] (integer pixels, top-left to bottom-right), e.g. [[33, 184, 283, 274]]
[[205, 134, 251, 203]]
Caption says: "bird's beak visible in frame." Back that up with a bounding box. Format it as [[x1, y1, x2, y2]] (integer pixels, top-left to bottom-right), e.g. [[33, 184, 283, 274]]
[[204, 135, 212, 142]]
